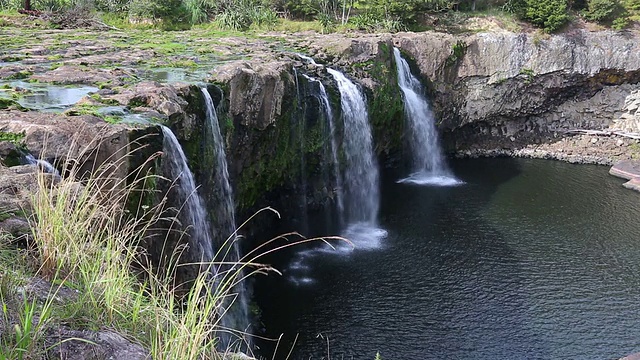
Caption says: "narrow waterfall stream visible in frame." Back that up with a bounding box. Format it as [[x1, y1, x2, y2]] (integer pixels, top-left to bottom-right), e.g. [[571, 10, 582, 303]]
[[327, 68, 386, 247], [201, 88, 250, 344], [301, 73, 344, 222], [25, 153, 60, 176], [393, 47, 461, 186], [160, 125, 214, 263]]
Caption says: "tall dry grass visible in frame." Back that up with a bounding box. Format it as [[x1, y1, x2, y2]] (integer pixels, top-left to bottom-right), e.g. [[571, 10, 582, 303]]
[[1, 131, 347, 359]]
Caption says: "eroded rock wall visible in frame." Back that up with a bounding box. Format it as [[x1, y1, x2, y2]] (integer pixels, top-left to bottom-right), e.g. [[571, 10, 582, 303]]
[[311, 30, 640, 159]]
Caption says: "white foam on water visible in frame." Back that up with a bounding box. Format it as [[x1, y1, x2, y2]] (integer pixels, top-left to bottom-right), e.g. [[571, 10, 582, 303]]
[[397, 172, 465, 187]]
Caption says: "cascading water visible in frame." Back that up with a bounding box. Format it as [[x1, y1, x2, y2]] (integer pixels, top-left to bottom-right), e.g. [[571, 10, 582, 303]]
[[25, 154, 60, 177], [293, 68, 310, 234], [160, 125, 214, 263], [393, 47, 462, 186], [327, 68, 386, 247], [201, 88, 250, 344], [301, 74, 344, 222]]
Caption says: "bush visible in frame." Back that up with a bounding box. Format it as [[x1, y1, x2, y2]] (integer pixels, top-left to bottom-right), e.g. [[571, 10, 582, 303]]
[[512, 0, 569, 32], [584, 0, 629, 27], [214, 0, 277, 30], [215, 8, 251, 30], [584, 0, 619, 21], [129, 0, 192, 29], [349, 13, 379, 30], [93, 0, 129, 12], [624, 0, 640, 10]]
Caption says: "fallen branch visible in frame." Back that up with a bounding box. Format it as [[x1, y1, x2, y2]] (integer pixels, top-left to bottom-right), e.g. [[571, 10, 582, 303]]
[[17, 9, 42, 16], [563, 129, 640, 140]]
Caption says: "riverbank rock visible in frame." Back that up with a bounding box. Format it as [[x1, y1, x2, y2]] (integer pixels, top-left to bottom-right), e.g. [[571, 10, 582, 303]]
[[45, 328, 149, 360], [610, 160, 640, 192], [620, 352, 640, 360], [0, 164, 39, 240], [610, 160, 640, 180], [0, 110, 127, 162], [30, 65, 132, 86]]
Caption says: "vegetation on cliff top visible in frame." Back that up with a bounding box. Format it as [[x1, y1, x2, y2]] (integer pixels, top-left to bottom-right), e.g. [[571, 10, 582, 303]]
[[1, 0, 638, 33]]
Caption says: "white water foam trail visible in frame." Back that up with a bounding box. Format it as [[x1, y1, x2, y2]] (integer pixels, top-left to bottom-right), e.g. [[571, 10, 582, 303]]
[[201, 88, 251, 346]]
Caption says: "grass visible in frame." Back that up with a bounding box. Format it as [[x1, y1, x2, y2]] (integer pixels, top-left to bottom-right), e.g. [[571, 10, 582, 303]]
[[273, 19, 324, 33], [0, 130, 25, 144], [0, 134, 346, 359], [99, 13, 156, 31], [139, 41, 187, 55]]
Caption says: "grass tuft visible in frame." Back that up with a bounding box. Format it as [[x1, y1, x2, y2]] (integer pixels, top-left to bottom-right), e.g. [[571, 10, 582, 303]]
[[0, 133, 347, 359]]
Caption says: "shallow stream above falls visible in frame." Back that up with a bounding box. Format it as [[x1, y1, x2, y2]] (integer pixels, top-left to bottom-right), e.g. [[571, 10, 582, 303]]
[[254, 158, 640, 359]]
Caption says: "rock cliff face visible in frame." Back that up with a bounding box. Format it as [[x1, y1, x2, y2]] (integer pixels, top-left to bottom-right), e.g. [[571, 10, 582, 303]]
[[313, 30, 640, 159], [6, 28, 638, 265], [208, 59, 345, 220], [398, 31, 640, 138]]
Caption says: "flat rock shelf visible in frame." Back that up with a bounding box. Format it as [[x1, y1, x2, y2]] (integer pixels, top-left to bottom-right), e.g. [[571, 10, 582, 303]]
[[610, 160, 640, 192]]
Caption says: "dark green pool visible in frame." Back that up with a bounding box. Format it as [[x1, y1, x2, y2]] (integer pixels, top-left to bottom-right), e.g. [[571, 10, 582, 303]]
[[255, 158, 640, 359]]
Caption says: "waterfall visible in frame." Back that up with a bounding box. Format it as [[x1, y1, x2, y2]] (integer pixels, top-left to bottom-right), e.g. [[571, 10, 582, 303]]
[[160, 125, 214, 262], [25, 154, 60, 177], [393, 47, 462, 186], [327, 68, 386, 246], [293, 67, 310, 233], [301, 73, 344, 224], [296, 54, 344, 220], [201, 88, 250, 344]]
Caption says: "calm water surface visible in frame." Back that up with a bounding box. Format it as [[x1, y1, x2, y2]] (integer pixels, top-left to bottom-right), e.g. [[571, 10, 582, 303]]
[[254, 158, 640, 360]]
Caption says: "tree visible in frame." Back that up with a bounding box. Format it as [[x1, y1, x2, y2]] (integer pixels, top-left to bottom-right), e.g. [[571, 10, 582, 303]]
[[24, 0, 31, 10]]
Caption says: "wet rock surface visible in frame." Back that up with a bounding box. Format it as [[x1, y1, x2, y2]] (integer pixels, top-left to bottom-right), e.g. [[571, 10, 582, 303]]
[[0, 164, 39, 241], [293, 30, 640, 163]]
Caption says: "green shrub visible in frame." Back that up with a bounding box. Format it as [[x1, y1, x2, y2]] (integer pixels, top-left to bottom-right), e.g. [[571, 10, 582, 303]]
[[128, 0, 192, 29], [249, 6, 278, 29], [349, 13, 379, 30], [584, 0, 620, 20], [215, 8, 251, 30], [316, 11, 333, 33], [583, 0, 629, 27], [512, 0, 569, 32], [182, 0, 210, 24]]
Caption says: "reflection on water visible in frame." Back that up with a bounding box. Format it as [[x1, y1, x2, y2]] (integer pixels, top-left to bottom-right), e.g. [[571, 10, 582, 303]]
[[10, 81, 97, 111], [255, 158, 640, 360], [140, 68, 207, 83]]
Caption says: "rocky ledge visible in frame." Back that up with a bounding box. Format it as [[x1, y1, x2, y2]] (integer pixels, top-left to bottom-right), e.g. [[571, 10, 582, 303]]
[[610, 159, 640, 192]]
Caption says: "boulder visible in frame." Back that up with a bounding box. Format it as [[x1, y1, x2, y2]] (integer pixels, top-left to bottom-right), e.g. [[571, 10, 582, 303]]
[[0, 111, 130, 176], [46, 328, 149, 360], [106, 81, 191, 123], [623, 177, 640, 192], [210, 60, 292, 130]]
